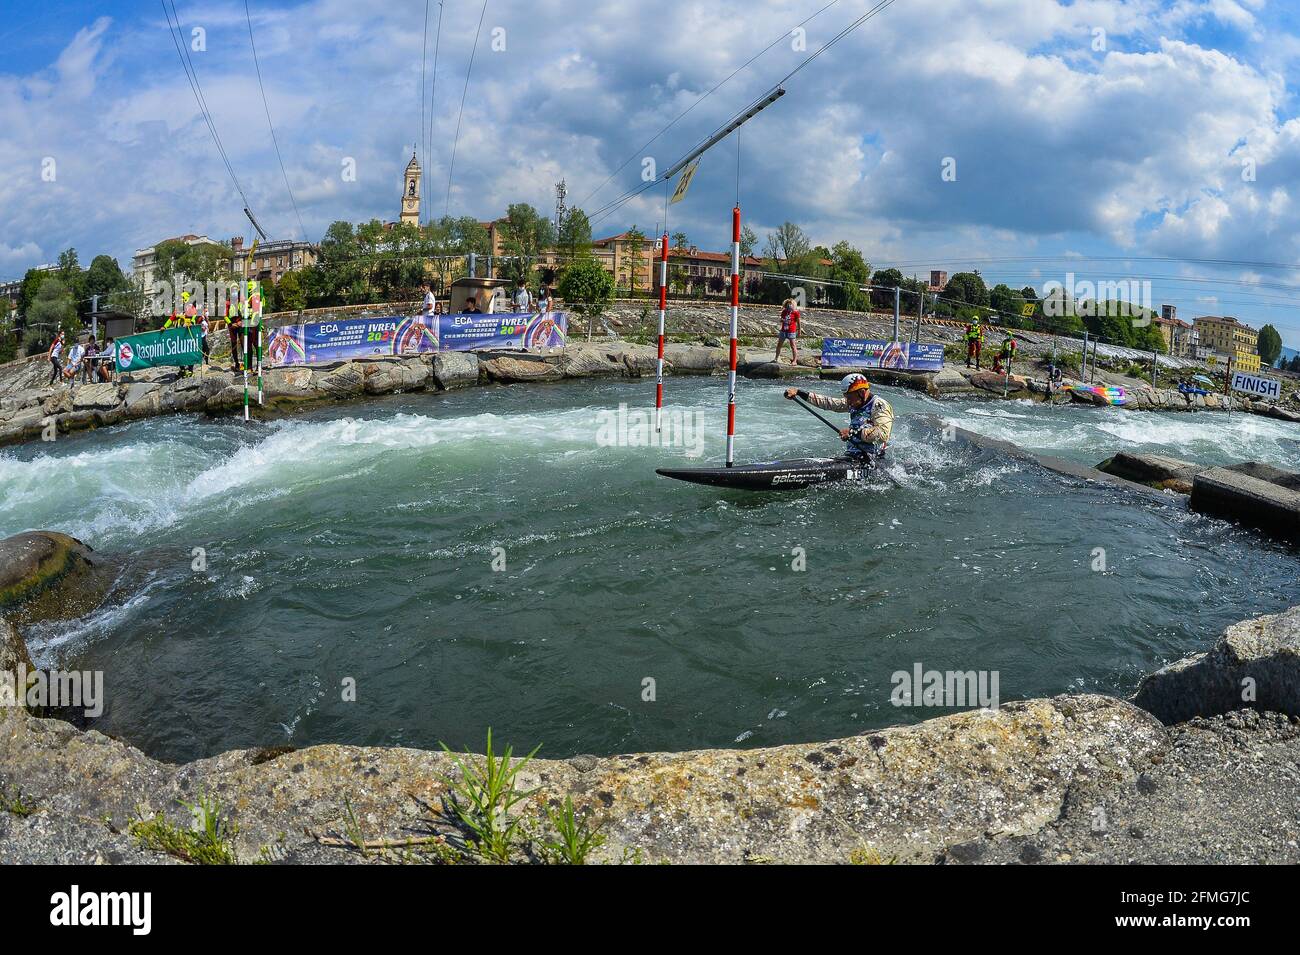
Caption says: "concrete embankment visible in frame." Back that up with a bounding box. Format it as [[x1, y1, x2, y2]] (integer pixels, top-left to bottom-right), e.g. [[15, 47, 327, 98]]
[[1, 569, 1298, 863], [4, 336, 1298, 450], [0, 342, 819, 447]]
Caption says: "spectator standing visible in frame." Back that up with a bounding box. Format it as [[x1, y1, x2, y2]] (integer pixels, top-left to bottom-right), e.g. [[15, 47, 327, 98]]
[[774, 298, 800, 364], [228, 292, 244, 372], [200, 305, 211, 366], [421, 281, 436, 317], [513, 279, 532, 314], [82, 335, 99, 383], [48, 331, 66, 386]]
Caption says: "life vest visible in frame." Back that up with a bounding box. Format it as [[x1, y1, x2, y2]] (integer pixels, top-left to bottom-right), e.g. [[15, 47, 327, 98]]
[[1001, 337, 1016, 357], [846, 394, 890, 457]]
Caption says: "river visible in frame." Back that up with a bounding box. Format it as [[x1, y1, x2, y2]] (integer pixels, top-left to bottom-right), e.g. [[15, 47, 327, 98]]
[[2, 375, 1297, 762]]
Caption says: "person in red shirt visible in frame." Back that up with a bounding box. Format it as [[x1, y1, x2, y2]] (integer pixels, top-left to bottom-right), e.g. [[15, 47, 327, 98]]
[[774, 298, 800, 364]]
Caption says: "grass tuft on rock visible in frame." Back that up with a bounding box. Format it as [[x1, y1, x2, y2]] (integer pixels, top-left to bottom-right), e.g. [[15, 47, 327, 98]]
[[129, 792, 238, 865], [439, 728, 539, 864]]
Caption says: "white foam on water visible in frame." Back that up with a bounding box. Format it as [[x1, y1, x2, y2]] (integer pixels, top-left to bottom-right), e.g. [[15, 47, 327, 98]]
[[24, 572, 165, 665]]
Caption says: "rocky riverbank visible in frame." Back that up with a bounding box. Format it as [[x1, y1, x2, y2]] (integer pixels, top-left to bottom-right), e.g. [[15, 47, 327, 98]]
[[1, 589, 1298, 864], [3, 334, 1299, 449]]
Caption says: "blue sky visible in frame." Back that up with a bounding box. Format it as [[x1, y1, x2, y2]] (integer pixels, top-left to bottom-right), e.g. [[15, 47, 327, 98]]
[[5, 0, 1300, 347]]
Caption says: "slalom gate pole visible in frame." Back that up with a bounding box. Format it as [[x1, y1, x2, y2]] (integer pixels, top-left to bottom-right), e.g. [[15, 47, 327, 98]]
[[242, 309, 249, 423], [655, 233, 668, 432], [726, 206, 740, 468]]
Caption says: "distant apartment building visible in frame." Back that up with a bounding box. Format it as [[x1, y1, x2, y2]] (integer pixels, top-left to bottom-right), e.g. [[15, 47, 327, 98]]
[[132, 234, 229, 302], [1193, 315, 1260, 371], [1152, 314, 1205, 359], [229, 237, 317, 284], [929, 270, 948, 292], [0, 278, 22, 307]]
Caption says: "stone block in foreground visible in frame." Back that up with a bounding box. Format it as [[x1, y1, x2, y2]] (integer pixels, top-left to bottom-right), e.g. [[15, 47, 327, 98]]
[[1097, 451, 1203, 493], [1133, 605, 1300, 725], [1189, 463, 1300, 540], [0, 694, 1163, 864]]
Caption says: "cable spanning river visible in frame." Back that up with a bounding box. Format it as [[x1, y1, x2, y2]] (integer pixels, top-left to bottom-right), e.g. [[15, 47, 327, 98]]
[[2, 376, 1298, 763]]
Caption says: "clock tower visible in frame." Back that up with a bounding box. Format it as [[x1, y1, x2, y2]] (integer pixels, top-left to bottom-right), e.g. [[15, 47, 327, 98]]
[[401, 152, 421, 226]]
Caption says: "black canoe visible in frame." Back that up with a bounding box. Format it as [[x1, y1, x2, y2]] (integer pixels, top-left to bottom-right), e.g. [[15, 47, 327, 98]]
[[655, 456, 871, 491]]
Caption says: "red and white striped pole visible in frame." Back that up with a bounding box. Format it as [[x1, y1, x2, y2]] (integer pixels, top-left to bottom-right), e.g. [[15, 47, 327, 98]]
[[726, 206, 741, 467], [655, 233, 668, 432]]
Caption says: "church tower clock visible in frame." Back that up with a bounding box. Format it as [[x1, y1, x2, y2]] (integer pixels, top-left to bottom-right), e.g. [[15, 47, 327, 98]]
[[401, 152, 421, 226]]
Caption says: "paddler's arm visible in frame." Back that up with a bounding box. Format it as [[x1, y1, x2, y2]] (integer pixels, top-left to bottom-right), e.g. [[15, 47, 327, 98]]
[[784, 388, 848, 412]]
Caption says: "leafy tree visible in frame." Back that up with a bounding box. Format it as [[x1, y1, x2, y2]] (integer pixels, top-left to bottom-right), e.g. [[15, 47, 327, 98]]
[[0, 299, 16, 363], [498, 203, 554, 284], [557, 208, 593, 260], [1257, 324, 1282, 366], [27, 276, 79, 343], [671, 231, 690, 253], [276, 271, 307, 311], [739, 225, 758, 260], [826, 241, 870, 311], [621, 226, 649, 297], [85, 255, 127, 303], [557, 258, 615, 320], [869, 267, 906, 312], [764, 222, 814, 275], [19, 267, 50, 317], [941, 272, 990, 311]]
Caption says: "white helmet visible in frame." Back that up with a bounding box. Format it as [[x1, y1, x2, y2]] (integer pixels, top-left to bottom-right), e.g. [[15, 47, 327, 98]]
[[840, 373, 869, 393]]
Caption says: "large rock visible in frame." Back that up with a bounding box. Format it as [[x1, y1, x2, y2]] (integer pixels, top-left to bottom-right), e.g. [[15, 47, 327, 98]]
[[1096, 451, 1203, 493], [662, 343, 729, 374], [361, 358, 431, 395], [0, 694, 1164, 864], [70, 383, 122, 411], [262, 366, 314, 398], [313, 362, 366, 398], [929, 365, 980, 397], [432, 352, 479, 390], [556, 343, 639, 378], [742, 360, 805, 379], [0, 617, 33, 678], [1133, 605, 1300, 725], [1189, 463, 1300, 540], [968, 370, 1028, 395], [0, 532, 118, 628], [477, 352, 564, 383]]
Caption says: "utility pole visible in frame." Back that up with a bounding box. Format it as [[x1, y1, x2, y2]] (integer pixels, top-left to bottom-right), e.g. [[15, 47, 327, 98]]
[[91, 294, 99, 340], [892, 286, 900, 342]]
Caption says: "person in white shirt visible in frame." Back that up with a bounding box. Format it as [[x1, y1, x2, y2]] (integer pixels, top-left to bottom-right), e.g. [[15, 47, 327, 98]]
[[513, 279, 531, 314], [421, 282, 436, 317], [64, 340, 86, 388], [48, 332, 66, 386]]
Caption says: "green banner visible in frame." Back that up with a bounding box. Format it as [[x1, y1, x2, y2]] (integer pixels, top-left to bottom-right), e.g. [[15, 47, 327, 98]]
[[115, 326, 203, 372]]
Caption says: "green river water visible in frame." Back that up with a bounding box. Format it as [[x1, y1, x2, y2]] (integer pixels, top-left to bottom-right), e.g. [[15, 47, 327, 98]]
[[2, 375, 1297, 762]]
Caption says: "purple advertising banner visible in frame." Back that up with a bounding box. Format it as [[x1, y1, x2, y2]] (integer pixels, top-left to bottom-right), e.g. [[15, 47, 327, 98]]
[[267, 312, 568, 366], [820, 338, 945, 371]]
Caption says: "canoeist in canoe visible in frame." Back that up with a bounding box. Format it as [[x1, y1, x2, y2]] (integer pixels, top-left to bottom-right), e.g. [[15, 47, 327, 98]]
[[785, 373, 894, 460]]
